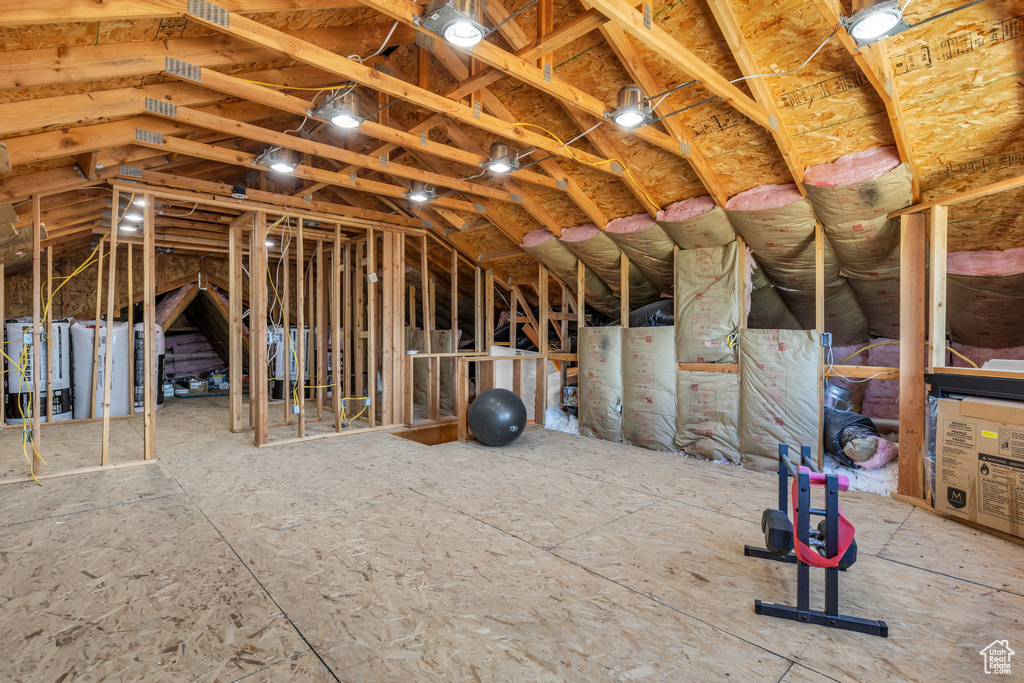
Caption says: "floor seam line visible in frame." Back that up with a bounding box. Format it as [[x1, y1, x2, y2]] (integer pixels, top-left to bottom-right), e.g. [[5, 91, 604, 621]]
[[874, 554, 1024, 598], [0, 492, 185, 529], [545, 500, 662, 550], [156, 463, 344, 682], [228, 648, 316, 682]]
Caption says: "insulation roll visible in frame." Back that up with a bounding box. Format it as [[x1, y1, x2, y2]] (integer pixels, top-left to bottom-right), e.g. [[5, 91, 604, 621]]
[[71, 320, 131, 419], [605, 213, 677, 294], [560, 224, 659, 307], [520, 229, 620, 316], [725, 184, 816, 269], [748, 265, 800, 330], [4, 319, 72, 425], [778, 283, 868, 346], [674, 243, 742, 363], [739, 328, 819, 472], [431, 329, 455, 411], [656, 196, 735, 248], [621, 326, 676, 452], [675, 370, 740, 463], [758, 244, 841, 292], [578, 326, 624, 442], [803, 148, 912, 225], [133, 323, 165, 411], [847, 277, 901, 339], [824, 215, 901, 279], [947, 248, 1024, 348]]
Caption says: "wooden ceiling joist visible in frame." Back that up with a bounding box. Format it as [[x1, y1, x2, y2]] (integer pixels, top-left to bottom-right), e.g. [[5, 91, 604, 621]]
[[180, 3, 624, 177], [0, 0, 363, 25]]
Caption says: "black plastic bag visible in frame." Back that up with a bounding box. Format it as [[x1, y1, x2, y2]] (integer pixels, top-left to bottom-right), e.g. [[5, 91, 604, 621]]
[[824, 406, 880, 465]]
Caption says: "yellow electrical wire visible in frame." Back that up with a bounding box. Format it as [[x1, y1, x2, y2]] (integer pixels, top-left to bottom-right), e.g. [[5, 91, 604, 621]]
[[837, 339, 979, 369], [239, 78, 350, 92], [512, 122, 663, 213]]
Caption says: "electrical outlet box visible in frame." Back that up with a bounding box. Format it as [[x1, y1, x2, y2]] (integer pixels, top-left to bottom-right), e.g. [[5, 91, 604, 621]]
[[22, 331, 32, 346], [293, 404, 300, 415], [367, 272, 378, 284], [820, 332, 832, 347], [268, 332, 283, 344], [363, 397, 371, 407]]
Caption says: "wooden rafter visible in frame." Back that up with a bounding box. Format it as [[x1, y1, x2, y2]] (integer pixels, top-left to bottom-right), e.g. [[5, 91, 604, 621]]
[[706, 0, 807, 189], [0, 0, 363, 25], [809, 0, 922, 201], [180, 6, 623, 177]]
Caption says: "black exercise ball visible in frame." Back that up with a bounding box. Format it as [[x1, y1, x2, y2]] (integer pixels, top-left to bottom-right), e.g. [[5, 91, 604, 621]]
[[467, 388, 527, 447]]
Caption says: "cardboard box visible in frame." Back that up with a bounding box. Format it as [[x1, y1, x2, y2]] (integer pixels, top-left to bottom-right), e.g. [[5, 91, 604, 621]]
[[188, 378, 208, 395], [936, 397, 1024, 538]]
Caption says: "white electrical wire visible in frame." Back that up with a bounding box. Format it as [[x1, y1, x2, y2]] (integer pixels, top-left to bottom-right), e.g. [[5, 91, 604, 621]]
[[348, 20, 400, 63], [730, 30, 836, 85], [824, 345, 895, 383], [156, 203, 199, 217]]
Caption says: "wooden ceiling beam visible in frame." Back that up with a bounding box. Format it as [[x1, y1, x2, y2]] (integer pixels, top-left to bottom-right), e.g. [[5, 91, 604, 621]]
[[161, 63, 565, 193], [585, 9, 727, 205], [0, 0, 363, 25], [0, 25, 415, 91], [145, 100, 522, 204], [583, 0, 772, 130], [706, 0, 807, 189], [2, 99, 284, 166], [130, 131, 489, 215], [121, 169, 427, 228], [181, 4, 622, 176], [810, 0, 921, 201], [363, 0, 721, 177]]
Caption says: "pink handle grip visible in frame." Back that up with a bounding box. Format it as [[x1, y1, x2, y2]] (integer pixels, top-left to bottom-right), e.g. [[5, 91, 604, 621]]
[[798, 466, 849, 491]]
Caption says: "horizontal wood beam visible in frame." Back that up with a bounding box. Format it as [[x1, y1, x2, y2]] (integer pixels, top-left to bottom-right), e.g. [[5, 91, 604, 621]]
[[0, 25, 415, 91], [145, 100, 519, 204], [889, 171, 1024, 217], [584, 0, 771, 130], [0, 0, 363, 25], [182, 4, 622, 177]]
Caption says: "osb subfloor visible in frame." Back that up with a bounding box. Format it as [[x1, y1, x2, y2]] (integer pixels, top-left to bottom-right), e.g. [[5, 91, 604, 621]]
[[1, 397, 1022, 682]]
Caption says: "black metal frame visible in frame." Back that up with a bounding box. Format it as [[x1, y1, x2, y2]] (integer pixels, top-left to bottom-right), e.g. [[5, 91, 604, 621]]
[[926, 372, 1024, 401], [746, 444, 889, 638]]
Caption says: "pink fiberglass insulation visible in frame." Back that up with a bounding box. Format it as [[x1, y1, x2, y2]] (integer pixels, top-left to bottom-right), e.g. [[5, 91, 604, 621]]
[[946, 248, 1024, 347], [558, 223, 659, 306], [605, 212, 658, 234], [948, 246, 1024, 275], [657, 195, 717, 222], [804, 146, 902, 187], [949, 343, 1024, 368], [521, 228, 555, 247], [604, 212, 677, 294], [725, 183, 804, 212], [560, 223, 602, 241], [656, 196, 735, 249]]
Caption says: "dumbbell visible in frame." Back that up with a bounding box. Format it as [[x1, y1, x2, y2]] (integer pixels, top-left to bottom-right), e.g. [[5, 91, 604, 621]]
[[761, 508, 794, 555], [816, 519, 858, 569]]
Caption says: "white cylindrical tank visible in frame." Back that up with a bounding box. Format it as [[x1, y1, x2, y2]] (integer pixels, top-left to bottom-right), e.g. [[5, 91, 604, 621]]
[[71, 320, 131, 419], [4, 318, 73, 425], [133, 322, 165, 412]]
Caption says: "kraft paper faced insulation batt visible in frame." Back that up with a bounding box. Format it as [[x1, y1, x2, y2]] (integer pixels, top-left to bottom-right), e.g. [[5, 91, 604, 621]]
[[675, 370, 740, 463], [848, 277, 901, 339], [489, 345, 561, 422], [559, 224, 659, 307], [726, 184, 867, 343], [748, 264, 801, 330], [674, 242, 742, 363], [521, 229, 620, 316], [578, 326, 623, 442], [656, 195, 736, 249], [621, 326, 677, 452], [947, 247, 1024, 348], [406, 327, 427, 406], [432, 329, 456, 410], [605, 213, 677, 295], [739, 329, 819, 472]]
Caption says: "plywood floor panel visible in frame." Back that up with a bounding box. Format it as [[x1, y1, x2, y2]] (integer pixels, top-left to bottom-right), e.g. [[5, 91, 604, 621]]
[[878, 506, 1024, 595], [0, 402, 1017, 681], [0, 495, 307, 682], [356, 439, 660, 547], [234, 495, 792, 682], [498, 430, 913, 555], [553, 498, 1024, 683]]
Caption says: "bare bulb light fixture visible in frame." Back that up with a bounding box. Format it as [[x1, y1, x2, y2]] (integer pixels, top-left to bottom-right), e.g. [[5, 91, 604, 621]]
[[254, 147, 296, 174], [231, 183, 248, 200], [404, 181, 436, 203], [312, 90, 363, 129], [132, 197, 147, 207], [840, 1, 909, 46], [608, 85, 654, 129], [123, 211, 143, 222], [484, 141, 518, 174]]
